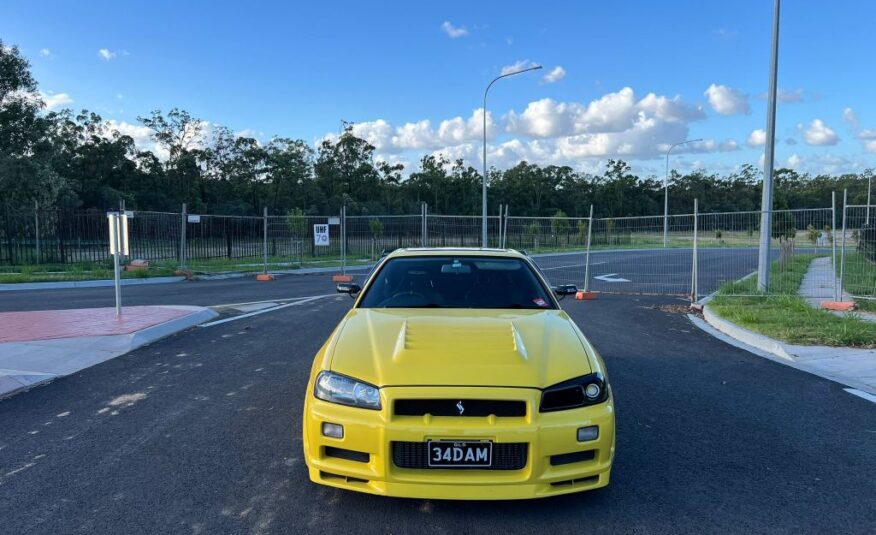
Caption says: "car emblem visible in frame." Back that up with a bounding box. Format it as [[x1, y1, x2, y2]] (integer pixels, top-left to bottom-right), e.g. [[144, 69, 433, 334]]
[[456, 400, 465, 415]]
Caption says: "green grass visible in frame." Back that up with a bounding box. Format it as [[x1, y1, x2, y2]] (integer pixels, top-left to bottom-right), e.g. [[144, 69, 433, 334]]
[[0, 262, 176, 283], [710, 254, 876, 347]]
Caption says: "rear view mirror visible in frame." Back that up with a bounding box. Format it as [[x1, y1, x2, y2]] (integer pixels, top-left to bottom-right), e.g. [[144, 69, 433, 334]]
[[553, 284, 578, 296], [336, 283, 361, 295]]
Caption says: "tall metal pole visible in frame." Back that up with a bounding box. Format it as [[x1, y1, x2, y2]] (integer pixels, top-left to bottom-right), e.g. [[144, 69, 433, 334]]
[[840, 189, 848, 302], [180, 203, 187, 270], [757, 0, 782, 292], [583, 204, 594, 292], [691, 198, 699, 302], [663, 139, 702, 247], [831, 191, 838, 301], [866, 169, 872, 225], [112, 214, 122, 317], [263, 206, 268, 275], [34, 200, 40, 264], [482, 65, 542, 247]]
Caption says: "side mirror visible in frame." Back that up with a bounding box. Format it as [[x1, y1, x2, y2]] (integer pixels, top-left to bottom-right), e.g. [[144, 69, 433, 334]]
[[336, 283, 361, 296], [552, 284, 578, 296]]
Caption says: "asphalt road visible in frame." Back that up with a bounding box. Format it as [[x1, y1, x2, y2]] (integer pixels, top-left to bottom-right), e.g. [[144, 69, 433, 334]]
[[0, 246, 798, 313], [1, 290, 874, 534]]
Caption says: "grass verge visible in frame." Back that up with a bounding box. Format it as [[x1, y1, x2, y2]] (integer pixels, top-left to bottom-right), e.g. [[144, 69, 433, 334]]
[[710, 254, 876, 347]]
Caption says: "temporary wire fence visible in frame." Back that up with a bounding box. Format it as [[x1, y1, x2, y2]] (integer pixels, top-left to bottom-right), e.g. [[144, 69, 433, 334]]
[[2, 200, 873, 303]]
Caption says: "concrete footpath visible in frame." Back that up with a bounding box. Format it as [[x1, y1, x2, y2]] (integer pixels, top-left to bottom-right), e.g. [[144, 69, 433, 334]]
[[0, 305, 217, 398], [691, 306, 876, 397]]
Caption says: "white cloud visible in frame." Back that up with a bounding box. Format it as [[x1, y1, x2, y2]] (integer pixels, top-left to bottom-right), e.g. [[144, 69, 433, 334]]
[[719, 139, 739, 151], [747, 129, 766, 147], [786, 154, 803, 168], [704, 83, 750, 115], [39, 91, 73, 110], [745, 128, 766, 148], [39, 48, 51, 57], [776, 88, 804, 103], [98, 48, 117, 61], [116, 93, 124, 100], [843, 107, 859, 127], [541, 66, 566, 84], [440, 21, 468, 39], [800, 119, 839, 146], [858, 129, 876, 140], [500, 59, 539, 75]]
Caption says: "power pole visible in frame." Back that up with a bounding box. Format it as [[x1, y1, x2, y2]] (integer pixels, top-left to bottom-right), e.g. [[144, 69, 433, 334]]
[[757, 0, 781, 292]]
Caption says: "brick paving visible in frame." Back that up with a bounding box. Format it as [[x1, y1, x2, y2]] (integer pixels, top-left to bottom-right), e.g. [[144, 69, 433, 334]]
[[0, 306, 191, 343]]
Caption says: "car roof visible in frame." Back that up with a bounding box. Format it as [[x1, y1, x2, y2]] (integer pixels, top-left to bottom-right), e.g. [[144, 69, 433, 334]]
[[386, 247, 527, 259]]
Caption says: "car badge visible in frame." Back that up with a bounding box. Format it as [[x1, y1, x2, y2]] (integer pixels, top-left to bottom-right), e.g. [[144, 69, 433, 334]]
[[456, 400, 465, 415]]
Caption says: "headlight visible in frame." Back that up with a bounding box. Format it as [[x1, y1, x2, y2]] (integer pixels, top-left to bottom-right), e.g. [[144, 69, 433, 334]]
[[539, 373, 608, 412], [314, 371, 381, 410]]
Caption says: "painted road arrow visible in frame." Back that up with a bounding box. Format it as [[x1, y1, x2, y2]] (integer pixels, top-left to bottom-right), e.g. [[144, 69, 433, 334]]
[[594, 273, 630, 283]]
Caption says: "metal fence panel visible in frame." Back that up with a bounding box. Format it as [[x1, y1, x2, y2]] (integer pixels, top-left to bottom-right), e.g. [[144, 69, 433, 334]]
[[425, 215, 501, 248], [841, 205, 876, 303]]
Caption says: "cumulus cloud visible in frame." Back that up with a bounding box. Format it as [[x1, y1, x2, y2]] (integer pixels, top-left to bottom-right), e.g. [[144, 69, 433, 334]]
[[747, 129, 766, 147], [39, 91, 73, 110], [842, 107, 859, 127], [39, 48, 51, 57], [500, 59, 539, 75], [719, 139, 739, 151], [541, 66, 566, 84], [704, 84, 750, 115], [440, 21, 468, 38], [786, 154, 803, 168], [98, 48, 117, 61], [800, 119, 839, 146], [322, 87, 717, 171]]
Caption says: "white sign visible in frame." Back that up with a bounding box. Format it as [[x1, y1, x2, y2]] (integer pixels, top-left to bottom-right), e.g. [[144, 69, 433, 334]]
[[328, 217, 340, 225], [107, 212, 130, 256], [314, 224, 330, 246], [187, 214, 201, 223]]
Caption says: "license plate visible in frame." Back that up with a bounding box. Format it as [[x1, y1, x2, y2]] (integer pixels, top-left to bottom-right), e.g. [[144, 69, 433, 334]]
[[426, 440, 492, 468]]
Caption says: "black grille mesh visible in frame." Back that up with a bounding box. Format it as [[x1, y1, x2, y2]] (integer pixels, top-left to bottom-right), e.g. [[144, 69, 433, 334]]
[[391, 442, 528, 470], [394, 399, 526, 417]]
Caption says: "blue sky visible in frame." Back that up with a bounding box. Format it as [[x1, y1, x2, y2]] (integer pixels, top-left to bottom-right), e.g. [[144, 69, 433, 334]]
[[3, 0, 875, 176]]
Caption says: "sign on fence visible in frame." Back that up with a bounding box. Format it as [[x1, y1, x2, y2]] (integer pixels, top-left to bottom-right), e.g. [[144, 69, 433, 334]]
[[187, 214, 201, 223], [314, 224, 329, 246], [328, 217, 340, 225]]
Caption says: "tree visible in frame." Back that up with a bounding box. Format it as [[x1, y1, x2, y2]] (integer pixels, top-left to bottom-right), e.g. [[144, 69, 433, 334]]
[[550, 209, 571, 236], [0, 41, 65, 207]]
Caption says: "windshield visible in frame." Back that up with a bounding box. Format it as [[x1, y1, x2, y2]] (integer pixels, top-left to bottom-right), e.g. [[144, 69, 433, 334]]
[[357, 256, 556, 309]]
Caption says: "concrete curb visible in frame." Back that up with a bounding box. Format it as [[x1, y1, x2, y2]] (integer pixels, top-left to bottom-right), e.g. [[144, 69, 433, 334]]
[[0, 276, 186, 292], [692, 306, 876, 396], [702, 305, 796, 361], [0, 305, 218, 400]]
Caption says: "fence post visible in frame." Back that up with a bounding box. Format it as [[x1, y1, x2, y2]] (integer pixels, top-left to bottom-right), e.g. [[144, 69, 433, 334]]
[[263, 207, 268, 275], [180, 203, 187, 269], [422, 203, 428, 246], [341, 205, 346, 275], [34, 200, 40, 264], [832, 191, 838, 301], [840, 189, 847, 302], [503, 207, 510, 248], [583, 204, 594, 292], [691, 198, 699, 302]]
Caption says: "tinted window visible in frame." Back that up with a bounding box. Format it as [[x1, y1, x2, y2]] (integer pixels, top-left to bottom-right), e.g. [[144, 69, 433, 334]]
[[357, 256, 555, 309]]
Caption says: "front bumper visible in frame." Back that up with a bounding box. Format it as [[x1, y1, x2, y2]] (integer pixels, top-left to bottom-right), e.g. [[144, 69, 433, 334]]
[[302, 386, 615, 500]]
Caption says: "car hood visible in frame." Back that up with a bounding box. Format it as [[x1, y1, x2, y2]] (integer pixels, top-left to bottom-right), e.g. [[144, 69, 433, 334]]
[[327, 308, 592, 388]]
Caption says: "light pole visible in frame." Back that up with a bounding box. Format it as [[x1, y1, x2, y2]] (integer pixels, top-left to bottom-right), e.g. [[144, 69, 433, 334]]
[[663, 139, 702, 247], [482, 65, 542, 247], [757, 0, 781, 292]]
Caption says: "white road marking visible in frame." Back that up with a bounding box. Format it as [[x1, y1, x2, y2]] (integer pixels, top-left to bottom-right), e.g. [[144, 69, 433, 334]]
[[540, 262, 606, 271], [199, 294, 332, 327], [594, 273, 631, 282], [844, 388, 876, 404]]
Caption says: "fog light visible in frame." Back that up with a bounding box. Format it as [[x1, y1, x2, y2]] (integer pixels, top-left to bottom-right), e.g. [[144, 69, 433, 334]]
[[322, 422, 344, 438], [577, 425, 599, 442], [584, 383, 601, 399]]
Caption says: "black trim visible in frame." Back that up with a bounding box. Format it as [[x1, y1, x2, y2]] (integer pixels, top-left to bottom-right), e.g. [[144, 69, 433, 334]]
[[394, 399, 526, 417], [324, 446, 370, 463], [539, 373, 608, 412], [550, 450, 596, 466], [392, 441, 527, 470]]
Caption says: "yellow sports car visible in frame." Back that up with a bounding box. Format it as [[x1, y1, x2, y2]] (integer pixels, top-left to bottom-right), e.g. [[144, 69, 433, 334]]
[[302, 248, 614, 500]]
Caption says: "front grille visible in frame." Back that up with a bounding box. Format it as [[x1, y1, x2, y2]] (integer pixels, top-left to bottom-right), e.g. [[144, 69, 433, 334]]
[[394, 399, 526, 417], [392, 442, 528, 470]]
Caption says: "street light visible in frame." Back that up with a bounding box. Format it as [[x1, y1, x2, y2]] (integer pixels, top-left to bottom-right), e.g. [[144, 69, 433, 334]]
[[663, 139, 702, 247], [482, 65, 542, 247], [757, 0, 781, 292]]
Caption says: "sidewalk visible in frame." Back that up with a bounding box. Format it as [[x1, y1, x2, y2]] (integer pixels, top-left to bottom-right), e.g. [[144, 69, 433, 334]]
[[799, 256, 876, 322], [0, 305, 217, 398]]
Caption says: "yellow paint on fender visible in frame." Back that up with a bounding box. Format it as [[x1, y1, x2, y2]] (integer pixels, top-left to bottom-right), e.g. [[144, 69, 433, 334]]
[[302, 248, 615, 500]]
